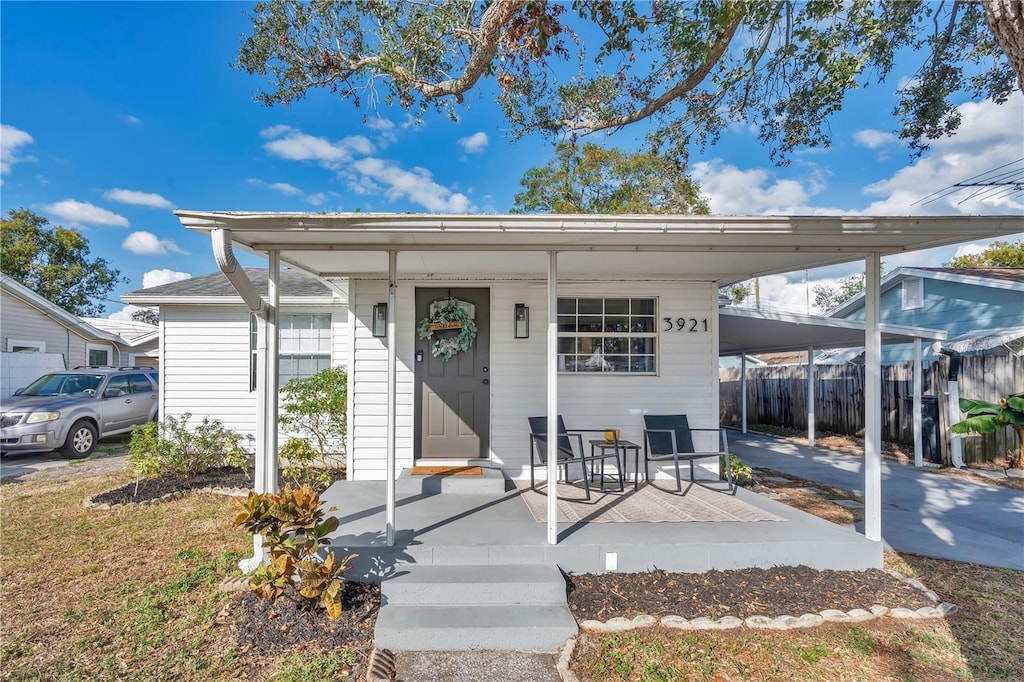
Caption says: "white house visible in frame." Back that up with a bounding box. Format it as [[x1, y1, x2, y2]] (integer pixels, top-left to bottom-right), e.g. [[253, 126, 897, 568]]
[[162, 211, 1021, 550], [121, 268, 347, 445], [0, 275, 159, 398]]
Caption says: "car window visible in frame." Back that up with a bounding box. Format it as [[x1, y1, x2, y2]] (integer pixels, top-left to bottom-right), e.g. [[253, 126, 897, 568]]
[[105, 376, 130, 396], [128, 373, 153, 393], [20, 373, 103, 396]]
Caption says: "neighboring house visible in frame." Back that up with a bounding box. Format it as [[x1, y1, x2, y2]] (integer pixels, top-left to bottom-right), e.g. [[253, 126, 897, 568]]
[[828, 267, 1024, 364], [0, 276, 158, 398], [121, 268, 348, 448], [81, 318, 160, 369]]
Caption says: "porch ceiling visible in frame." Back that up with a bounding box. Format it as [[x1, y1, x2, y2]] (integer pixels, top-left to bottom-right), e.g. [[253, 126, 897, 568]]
[[174, 212, 1023, 284]]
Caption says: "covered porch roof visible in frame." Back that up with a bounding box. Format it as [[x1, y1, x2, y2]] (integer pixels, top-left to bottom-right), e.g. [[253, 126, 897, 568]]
[[176, 210, 1021, 561], [174, 212, 1021, 284]]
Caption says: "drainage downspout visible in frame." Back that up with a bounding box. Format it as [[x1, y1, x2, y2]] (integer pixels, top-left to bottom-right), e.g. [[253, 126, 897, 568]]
[[940, 348, 966, 469], [213, 228, 274, 573]]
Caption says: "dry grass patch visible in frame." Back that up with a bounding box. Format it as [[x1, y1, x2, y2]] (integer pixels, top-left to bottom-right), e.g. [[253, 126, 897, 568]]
[[752, 467, 864, 525], [573, 620, 974, 681]]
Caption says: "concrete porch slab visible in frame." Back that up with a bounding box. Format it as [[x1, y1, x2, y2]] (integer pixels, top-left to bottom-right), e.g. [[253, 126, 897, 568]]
[[323, 477, 882, 579]]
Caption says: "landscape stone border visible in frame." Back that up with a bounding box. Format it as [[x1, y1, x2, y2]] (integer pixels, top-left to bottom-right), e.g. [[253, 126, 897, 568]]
[[83, 484, 249, 510], [559, 568, 958, 681]]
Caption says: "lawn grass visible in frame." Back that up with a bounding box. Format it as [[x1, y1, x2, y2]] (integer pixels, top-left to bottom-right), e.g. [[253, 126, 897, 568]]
[[2, 456, 1020, 681], [0, 467, 368, 681]]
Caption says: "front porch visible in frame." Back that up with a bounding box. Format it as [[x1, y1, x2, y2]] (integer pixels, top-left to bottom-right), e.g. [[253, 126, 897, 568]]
[[324, 468, 881, 579]]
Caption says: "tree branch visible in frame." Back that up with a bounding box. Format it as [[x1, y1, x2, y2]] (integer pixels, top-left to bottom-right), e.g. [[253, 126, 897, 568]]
[[558, 12, 744, 133]]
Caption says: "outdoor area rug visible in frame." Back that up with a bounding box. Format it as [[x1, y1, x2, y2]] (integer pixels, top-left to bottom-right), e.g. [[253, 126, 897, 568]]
[[514, 480, 787, 524], [410, 465, 483, 476]]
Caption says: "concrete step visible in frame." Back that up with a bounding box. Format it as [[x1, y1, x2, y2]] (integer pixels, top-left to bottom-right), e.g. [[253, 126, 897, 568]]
[[396, 467, 508, 496], [382, 563, 567, 606], [373, 603, 578, 651]]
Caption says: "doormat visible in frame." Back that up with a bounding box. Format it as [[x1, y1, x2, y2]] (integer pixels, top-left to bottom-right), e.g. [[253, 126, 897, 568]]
[[515, 480, 786, 523], [410, 465, 484, 476]]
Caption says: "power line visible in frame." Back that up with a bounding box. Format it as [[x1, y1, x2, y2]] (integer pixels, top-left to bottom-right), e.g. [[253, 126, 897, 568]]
[[914, 157, 1024, 207]]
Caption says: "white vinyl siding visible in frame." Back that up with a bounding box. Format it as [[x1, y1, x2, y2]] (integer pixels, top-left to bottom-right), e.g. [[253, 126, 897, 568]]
[[0, 291, 87, 365], [349, 278, 719, 481], [161, 302, 348, 446]]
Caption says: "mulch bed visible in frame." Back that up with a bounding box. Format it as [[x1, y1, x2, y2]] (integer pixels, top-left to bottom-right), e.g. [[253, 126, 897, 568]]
[[89, 466, 346, 506], [228, 582, 380, 677], [567, 567, 935, 621]]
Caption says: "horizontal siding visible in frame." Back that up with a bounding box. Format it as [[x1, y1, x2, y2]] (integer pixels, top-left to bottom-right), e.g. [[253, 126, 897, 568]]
[[349, 278, 719, 481], [1, 292, 90, 367], [161, 302, 348, 447]]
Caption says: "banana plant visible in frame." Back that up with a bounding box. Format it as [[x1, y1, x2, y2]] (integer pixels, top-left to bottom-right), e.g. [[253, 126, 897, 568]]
[[951, 393, 1024, 469]]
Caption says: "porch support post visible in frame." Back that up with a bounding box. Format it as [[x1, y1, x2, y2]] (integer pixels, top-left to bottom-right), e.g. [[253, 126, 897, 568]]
[[864, 254, 882, 542], [546, 251, 559, 545], [386, 250, 397, 547], [740, 354, 748, 434], [806, 346, 815, 447], [913, 337, 923, 468], [263, 252, 280, 497]]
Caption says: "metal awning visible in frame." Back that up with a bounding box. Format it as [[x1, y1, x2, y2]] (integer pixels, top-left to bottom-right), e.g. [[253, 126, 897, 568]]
[[719, 307, 946, 355], [174, 212, 1022, 284]]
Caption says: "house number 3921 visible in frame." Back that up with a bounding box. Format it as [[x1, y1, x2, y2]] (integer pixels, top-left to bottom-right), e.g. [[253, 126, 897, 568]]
[[664, 317, 709, 332]]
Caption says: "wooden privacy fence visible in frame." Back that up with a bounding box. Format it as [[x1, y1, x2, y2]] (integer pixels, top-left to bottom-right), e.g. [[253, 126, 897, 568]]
[[720, 355, 1023, 464]]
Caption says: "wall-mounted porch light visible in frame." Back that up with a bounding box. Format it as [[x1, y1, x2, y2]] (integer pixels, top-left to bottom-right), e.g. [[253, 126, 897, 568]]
[[372, 303, 388, 337], [514, 303, 529, 339]]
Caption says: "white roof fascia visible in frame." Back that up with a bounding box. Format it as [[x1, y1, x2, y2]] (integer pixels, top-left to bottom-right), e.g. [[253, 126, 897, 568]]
[[723, 306, 946, 339], [120, 294, 338, 306]]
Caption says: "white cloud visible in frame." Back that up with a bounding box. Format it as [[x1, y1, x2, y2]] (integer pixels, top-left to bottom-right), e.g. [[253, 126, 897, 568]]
[[104, 188, 173, 209], [108, 304, 145, 321], [122, 231, 188, 255], [269, 182, 302, 196], [952, 242, 986, 259], [1, 124, 35, 175], [43, 199, 129, 227], [142, 269, 191, 288], [853, 129, 898, 149], [351, 157, 474, 212], [860, 96, 1024, 215], [690, 160, 829, 215], [366, 117, 397, 145], [262, 126, 374, 169], [125, 115, 142, 127], [306, 192, 327, 206], [457, 132, 489, 154]]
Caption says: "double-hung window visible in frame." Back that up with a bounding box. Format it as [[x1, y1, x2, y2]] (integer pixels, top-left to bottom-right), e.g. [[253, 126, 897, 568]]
[[250, 313, 333, 390], [557, 297, 657, 374]]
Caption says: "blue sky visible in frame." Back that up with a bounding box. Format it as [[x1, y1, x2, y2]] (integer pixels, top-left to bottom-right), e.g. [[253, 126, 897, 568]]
[[2, 1, 1021, 318]]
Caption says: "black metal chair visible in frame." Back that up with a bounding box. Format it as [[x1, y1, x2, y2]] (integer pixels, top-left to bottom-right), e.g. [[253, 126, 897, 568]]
[[642, 414, 732, 493], [528, 415, 624, 500]]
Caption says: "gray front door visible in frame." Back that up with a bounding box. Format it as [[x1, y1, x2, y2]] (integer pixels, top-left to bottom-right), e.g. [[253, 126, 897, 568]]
[[415, 288, 490, 459]]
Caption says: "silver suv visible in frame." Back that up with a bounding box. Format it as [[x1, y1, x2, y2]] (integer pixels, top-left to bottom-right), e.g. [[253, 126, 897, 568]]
[[0, 367, 159, 459]]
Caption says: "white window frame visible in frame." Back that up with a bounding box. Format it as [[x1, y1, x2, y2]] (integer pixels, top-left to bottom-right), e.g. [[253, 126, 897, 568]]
[[556, 296, 658, 375], [250, 312, 333, 391], [902, 277, 924, 310], [85, 343, 113, 367], [6, 338, 45, 353]]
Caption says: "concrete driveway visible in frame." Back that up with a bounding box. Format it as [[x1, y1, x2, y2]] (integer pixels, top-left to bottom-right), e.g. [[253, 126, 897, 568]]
[[730, 431, 1024, 571], [0, 450, 73, 480]]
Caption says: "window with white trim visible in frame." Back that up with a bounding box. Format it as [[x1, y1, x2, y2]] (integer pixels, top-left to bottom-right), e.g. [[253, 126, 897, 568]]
[[557, 297, 657, 373], [902, 277, 923, 310], [7, 339, 45, 353], [86, 343, 112, 366], [250, 313, 333, 390]]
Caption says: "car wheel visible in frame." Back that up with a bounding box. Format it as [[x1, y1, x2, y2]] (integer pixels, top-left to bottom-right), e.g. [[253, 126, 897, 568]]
[[60, 420, 97, 459]]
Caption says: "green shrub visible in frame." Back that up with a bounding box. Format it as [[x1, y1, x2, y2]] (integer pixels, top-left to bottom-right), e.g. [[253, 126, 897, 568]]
[[128, 412, 248, 478], [720, 454, 753, 486], [279, 366, 348, 485], [232, 484, 356, 621]]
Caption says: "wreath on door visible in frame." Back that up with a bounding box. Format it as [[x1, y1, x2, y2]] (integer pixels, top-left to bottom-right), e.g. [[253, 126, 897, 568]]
[[417, 299, 478, 361]]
